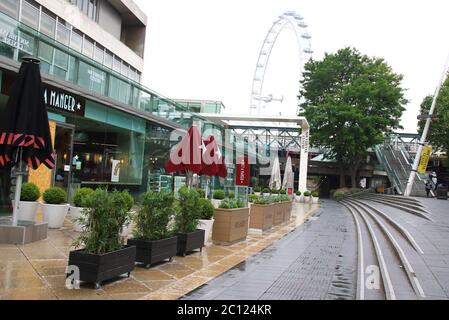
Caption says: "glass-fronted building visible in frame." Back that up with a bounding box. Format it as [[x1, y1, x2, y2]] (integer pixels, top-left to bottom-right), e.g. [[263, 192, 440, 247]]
[[0, 0, 237, 214]]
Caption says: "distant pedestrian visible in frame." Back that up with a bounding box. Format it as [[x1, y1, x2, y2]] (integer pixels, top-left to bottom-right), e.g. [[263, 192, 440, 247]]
[[425, 180, 433, 198], [429, 171, 438, 190]]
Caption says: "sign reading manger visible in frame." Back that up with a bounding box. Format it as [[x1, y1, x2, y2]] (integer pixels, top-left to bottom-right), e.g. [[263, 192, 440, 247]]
[[43, 85, 86, 116]]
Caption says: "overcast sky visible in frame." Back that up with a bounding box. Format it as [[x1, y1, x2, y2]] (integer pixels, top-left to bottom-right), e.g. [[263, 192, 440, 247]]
[[134, 0, 449, 133]]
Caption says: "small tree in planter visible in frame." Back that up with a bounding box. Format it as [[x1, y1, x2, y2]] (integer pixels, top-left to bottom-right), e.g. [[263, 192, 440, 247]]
[[303, 191, 312, 203], [42, 187, 69, 229], [18, 182, 41, 222], [70, 188, 95, 232], [212, 189, 225, 208], [228, 191, 235, 199], [175, 187, 205, 256], [195, 188, 206, 198], [311, 191, 320, 204], [70, 189, 135, 289], [253, 186, 262, 196], [295, 191, 302, 203], [120, 190, 135, 238], [262, 188, 271, 197], [128, 191, 177, 268], [197, 198, 215, 245], [279, 189, 287, 195]]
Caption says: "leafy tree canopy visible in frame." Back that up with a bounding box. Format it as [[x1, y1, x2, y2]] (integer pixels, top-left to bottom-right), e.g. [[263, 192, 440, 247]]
[[299, 47, 407, 186], [419, 76, 449, 155]]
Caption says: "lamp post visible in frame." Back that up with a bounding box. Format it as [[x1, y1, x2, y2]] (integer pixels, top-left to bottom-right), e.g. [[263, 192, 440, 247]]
[[404, 54, 449, 197]]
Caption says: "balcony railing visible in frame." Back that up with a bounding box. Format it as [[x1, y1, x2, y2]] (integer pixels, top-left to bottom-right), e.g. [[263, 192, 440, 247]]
[[0, 10, 215, 132]]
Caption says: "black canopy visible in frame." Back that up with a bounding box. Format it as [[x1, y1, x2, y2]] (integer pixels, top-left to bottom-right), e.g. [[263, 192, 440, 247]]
[[0, 57, 55, 170]]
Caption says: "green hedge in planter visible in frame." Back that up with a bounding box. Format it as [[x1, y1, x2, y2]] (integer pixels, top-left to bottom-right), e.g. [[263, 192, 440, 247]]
[[219, 199, 245, 209], [175, 187, 201, 233], [262, 188, 271, 194], [213, 189, 225, 200], [254, 197, 271, 205], [228, 191, 235, 199], [20, 183, 40, 201], [198, 198, 214, 220], [279, 189, 287, 195], [312, 191, 319, 198], [132, 191, 175, 241], [120, 190, 134, 212], [43, 187, 67, 204], [271, 189, 279, 195], [74, 189, 131, 254], [296, 191, 302, 196], [253, 186, 262, 193], [303, 191, 311, 197], [72, 188, 94, 208], [248, 194, 259, 203]]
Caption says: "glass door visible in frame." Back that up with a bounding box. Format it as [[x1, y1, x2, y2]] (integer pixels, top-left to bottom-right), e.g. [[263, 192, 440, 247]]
[[53, 123, 75, 201]]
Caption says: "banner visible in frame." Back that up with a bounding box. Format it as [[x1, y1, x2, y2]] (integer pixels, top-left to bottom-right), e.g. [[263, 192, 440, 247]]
[[418, 146, 432, 174], [235, 156, 250, 186], [111, 160, 121, 183]]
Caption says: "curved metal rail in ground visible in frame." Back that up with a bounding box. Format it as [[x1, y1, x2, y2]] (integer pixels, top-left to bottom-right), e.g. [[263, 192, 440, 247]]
[[341, 200, 426, 300]]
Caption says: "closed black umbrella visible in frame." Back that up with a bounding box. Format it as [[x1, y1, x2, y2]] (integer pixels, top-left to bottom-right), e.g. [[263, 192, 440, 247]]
[[0, 56, 55, 225]]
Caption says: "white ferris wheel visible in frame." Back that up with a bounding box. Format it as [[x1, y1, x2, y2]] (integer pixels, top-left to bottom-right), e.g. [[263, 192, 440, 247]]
[[249, 11, 313, 115]]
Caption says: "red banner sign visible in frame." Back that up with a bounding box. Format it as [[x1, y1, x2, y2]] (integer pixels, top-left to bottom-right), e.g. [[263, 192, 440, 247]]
[[235, 156, 250, 186]]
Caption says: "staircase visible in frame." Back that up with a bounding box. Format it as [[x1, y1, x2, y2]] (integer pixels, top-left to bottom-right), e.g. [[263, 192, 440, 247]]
[[375, 143, 430, 197]]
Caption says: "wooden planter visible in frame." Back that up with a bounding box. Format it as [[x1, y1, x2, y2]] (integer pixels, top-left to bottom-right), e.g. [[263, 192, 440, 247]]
[[177, 229, 205, 256], [283, 201, 293, 222], [68, 245, 136, 289], [249, 204, 273, 231], [273, 203, 284, 225], [212, 207, 250, 245], [127, 236, 177, 268]]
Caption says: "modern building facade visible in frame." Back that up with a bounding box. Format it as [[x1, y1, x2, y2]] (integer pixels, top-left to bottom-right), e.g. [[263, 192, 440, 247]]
[[0, 0, 231, 214]]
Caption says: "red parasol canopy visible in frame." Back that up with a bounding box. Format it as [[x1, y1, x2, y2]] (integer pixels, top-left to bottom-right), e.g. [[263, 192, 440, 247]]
[[165, 126, 203, 175], [202, 135, 227, 178]]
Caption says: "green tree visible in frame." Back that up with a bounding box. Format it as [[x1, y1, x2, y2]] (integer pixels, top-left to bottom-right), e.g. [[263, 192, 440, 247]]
[[418, 77, 449, 155], [299, 47, 407, 187]]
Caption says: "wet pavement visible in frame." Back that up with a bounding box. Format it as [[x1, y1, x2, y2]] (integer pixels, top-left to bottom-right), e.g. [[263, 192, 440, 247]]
[[182, 200, 357, 300], [0, 202, 318, 300]]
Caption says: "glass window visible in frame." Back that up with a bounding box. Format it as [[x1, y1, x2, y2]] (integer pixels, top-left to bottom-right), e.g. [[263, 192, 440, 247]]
[[40, 12, 56, 38], [38, 40, 53, 73], [104, 50, 113, 69], [93, 43, 103, 63], [70, 30, 82, 52], [17, 31, 36, 58], [82, 36, 93, 58], [109, 76, 131, 105], [78, 61, 106, 94], [21, 1, 39, 30], [113, 56, 121, 73], [0, 0, 19, 19], [121, 62, 129, 78], [53, 49, 69, 79], [56, 22, 70, 46]]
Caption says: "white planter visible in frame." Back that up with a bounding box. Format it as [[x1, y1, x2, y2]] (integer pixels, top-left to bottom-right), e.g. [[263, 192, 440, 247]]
[[212, 199, 223, 208], [69, 206, 84, 232], [262, 193, 270, 197], [198, 219, 215, 245], [42, 203, 69, 229], [254, 192, 261, 196], [312, 197, 319, 204], [18, 201, 40, 222]]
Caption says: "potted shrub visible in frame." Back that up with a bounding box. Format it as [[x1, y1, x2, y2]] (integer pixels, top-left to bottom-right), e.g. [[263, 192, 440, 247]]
[[212, 199, 249, 245], [175, 187, 205, 256], [279, 189, 287, 195], [312, 191, 320, 204], [127, 191, 177, 268], [195, 188, 206, 198], [70, 188, 95, 232], [42, 187, 69, 229], [262, 188, 271, 197], [17, 182, 41, 222], [228, 191, 235, 199], [253, 186, 262, 196], [212, 189, 225, 208], [197, 198, 215, 246], [271, 189, 279, 195], [303, 191, 312, 203], [295, 191, 302, 203], [249, 196, 273, 231], [120, 190, 135, 238], [70, 189, 135, 289]]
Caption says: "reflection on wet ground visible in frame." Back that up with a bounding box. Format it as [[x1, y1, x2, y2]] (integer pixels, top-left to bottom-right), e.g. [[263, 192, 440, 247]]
[[0, 202, 318, 300]]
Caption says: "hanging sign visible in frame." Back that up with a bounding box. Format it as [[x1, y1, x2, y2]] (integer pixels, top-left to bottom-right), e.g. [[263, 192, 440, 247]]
[[111, 160, 121, 183], [235, 156, 250, 186], [43, 84, 86, 116], [418, 146, 432, 174]]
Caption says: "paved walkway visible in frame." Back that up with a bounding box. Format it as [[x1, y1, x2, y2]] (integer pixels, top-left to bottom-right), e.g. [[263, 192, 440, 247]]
[[0, 202, 318, 300], [183, 200, 358, 300]]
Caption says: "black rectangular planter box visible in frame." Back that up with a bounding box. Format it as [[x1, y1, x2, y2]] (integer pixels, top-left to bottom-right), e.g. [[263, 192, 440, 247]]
[[67, 245, 136, 289], [127, 236, 178, 268], [177, 229, 205, 256]]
